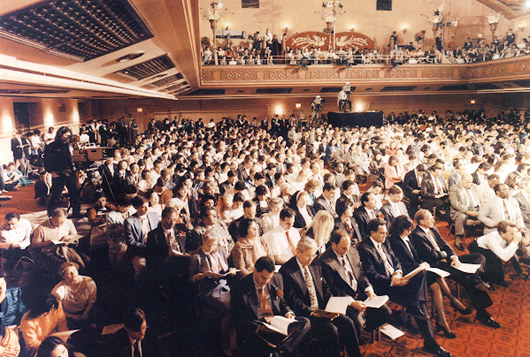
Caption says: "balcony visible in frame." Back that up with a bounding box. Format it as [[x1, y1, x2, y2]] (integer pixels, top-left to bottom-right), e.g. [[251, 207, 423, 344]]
[[199, 55, 530, 97]]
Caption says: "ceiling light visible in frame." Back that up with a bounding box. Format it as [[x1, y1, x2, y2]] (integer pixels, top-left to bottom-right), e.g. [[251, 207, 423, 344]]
[[117, 52, 145, 63]]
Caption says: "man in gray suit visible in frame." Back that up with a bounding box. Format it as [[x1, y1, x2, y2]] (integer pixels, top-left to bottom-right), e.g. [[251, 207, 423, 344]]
[[478, 183, 524, 235], [124, 196, 160, 253], [313, 182, 338, 218], [513, 176, 530, 229], [449, 173, 481, 251], [380, 185, 409, 227]]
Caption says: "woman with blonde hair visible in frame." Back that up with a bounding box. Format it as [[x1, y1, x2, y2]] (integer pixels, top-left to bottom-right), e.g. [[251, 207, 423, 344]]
[[301, 210, 334, 254]]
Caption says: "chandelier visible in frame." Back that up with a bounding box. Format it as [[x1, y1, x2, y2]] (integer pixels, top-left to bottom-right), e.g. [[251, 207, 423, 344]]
[[316, 0, 346, 32]]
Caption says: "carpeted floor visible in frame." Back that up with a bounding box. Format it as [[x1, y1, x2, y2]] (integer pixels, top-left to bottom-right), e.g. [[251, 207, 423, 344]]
[[2, 184, 530, 357]]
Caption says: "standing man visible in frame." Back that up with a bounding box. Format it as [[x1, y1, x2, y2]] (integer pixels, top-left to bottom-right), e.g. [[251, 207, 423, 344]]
[[44, 126, 81, 218]]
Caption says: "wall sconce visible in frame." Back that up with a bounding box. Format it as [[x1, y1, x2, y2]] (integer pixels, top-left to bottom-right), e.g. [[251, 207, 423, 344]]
[[478, 33, 483, 38], [519, 24, 525, 31], [295, 103, 302, 109], [225, 25, 229, 30], [470, 100, 476, 104], [403, 26, 408, 33], [351, 27, 355, 32], [137, 108, 143, 113]]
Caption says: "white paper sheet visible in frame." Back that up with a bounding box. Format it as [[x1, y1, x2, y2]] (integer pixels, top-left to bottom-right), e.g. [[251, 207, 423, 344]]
[[454, 263, 481, 274], [363, 295, 389, 309], [379, 323, 405, 340], [427, 267, 451, 278], [325, 296, 354, 314]]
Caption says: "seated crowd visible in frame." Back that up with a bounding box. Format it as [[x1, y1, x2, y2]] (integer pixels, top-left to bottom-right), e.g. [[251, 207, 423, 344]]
[[2, 107, 530, 357], [201, 27, 530, 66]]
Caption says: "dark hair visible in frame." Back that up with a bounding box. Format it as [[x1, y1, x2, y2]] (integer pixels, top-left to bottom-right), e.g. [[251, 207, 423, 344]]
[[360, 192, 373, 206], [388, 215, 414, 237], [323, 182, 336, 192], [243, 200, 256, 209], [329, 229, 349, 244], [493, 183, 506, 194], [28, 294, 59, 319], [254, 256, 275, 273], [255, 185, 268, 197], [235, 181, 247, 191], [497, 220, 517, 234], [367, 218, 386, 235], [162, 207, 177, 219], [36, 336, 72, 357], [123, 308, 146, 332], [280, 207, 295, 220], [200, 205, 217, 218], [341, 180, 355, 192], [238, 218, 256, 237], [131, 195, 148, 208], [336, 200, 353, 218], [5, 212, 20, 221], [233, 193, 245, 203]]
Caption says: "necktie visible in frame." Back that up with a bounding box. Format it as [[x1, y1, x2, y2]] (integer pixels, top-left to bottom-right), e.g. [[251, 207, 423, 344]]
[[340, 257, 357, 291], [503, 200, 512, 222], [466, 189, 477, 209], [427, 230, 441, 251], [302, 267, 319, 310], [403, 237, 413, 256], [377, 244, 395, 276], [286, 231, 297, 256], [259, 287, 274, 323], [133, 341, 141, 357], [434, 177, 441, 194]]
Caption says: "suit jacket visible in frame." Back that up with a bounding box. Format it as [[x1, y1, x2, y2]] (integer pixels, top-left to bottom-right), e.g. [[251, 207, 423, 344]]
[[279, 257, 331, 317], [10, 137, 23, 160], [357, 238, 402, 295], [514, 191, 530, 228], [471, 171, 486, 186], [380, 201, 409, 226], [113, 170, 134, 189], [420, 172, 447, 200], [146, 224, 188, 267], [313, 195, 336, 217], [319, 246, 372, 300], [124, 212, 160, 249], [447, 173, 460, 190], [108, 327, 159, 357], [403, 169, 421, 198], [387, 233, 421, 275], [293, 205, 315, 229], [353, 206, 381, 240], [449, 182, 480, 215], [409, 226, 454, 267], [231, 272, 292, 342], [478, 196, 524, 234], [334, 218, 362, 243]]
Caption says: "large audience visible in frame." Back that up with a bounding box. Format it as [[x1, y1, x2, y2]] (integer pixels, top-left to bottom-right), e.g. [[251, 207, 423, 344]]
[[202, 27, 530, 66], [2, 106, 530, 357]]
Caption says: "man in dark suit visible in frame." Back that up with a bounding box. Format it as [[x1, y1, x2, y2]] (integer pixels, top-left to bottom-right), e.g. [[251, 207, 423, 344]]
[[403, 164, 426, 217], [313, 182, 338, 218], [420, 162, 450, 222], [353, 192, 381, 240], [319, 230, 391, 336], [380, 185, 409, 227], [357, 218, 451, 357], [108, 308, 159, 357], [231, 256, 311, 357], [280, 237, 361, 357], [146, 207, 190, 276], [410, 209, 499, 329], [472, 163, 490, 186], [336, 179, 360, 208], [99, 157, 118, 200]]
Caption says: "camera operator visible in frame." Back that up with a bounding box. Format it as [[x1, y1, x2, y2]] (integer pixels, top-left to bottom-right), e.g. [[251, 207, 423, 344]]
[[311, 95, 324, 112], [44, 126, 81, 218], [337, 82, 352, 112]]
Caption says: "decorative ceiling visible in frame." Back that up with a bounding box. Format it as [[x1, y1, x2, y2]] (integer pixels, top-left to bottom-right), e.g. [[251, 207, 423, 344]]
[[0, 0, 154, 62]]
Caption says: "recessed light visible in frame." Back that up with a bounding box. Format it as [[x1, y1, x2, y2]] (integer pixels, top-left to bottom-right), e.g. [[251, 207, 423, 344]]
[[117, 52, 145, 63]]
